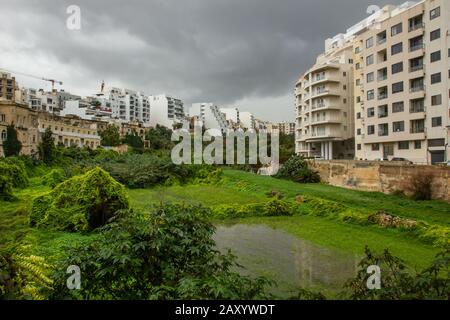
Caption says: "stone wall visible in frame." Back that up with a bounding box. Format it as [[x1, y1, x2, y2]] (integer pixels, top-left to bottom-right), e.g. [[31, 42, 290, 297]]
[[307, 160, 450, 202]]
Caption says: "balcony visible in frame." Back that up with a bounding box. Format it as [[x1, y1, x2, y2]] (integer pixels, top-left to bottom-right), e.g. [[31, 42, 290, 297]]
[[409, 22, 424, 32], [409, 64, 424, 72], [409, 43, 424, 52], [410, 85, 424, 93], [377, 93, 388, 100]]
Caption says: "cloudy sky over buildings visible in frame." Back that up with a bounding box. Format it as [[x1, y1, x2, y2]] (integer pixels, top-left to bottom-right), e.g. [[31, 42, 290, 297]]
[[0, 0, 404, 121]]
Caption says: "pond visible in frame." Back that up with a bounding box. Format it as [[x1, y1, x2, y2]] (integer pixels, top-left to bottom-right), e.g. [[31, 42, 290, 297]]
[[213, 224, 360, 298]]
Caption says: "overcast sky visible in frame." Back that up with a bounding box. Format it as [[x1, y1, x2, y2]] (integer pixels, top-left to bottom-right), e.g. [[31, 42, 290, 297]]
[[0, 0, 405, 122]]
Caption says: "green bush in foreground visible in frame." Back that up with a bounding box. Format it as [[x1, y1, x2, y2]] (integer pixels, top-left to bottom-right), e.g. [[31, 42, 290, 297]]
[[30, 167, 129, 232], [0, 158, 29, 188], [50, 204, 271, 300], [41, 168, 67, 189]]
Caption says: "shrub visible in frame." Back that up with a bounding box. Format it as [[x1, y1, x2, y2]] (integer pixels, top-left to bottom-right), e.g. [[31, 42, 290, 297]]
[[302, 196, 345, 217], [0, 158, 29, 188], [41, 168, 67, 188], [409, 173, 433, 201], [275, 155, 320, 183], [0, 175, 14, 201], [50, 204, 271, 299], [345, 246, 449, 300], [339, 210, 370, 225], [30, 167, 129, 232], [263, 199, 293, 216]]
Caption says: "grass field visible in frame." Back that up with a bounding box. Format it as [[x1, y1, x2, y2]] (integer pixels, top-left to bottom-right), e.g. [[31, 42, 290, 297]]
[[127, 169, 449, 269]]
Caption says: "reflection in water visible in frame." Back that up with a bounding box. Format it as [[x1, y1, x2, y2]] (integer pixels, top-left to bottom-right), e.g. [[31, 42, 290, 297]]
[[213, 224, 359, 297]]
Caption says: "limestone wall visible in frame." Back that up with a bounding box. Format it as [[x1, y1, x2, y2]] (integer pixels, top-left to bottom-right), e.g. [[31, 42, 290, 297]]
[[307, 160, 450, 201]]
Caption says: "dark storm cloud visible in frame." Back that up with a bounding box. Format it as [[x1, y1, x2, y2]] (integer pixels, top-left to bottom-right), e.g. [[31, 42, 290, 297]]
[[0, 0, 405, 120]]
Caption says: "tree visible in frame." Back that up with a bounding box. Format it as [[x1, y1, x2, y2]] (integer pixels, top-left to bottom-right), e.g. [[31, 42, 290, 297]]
[[3, 124, 22, 157], [145, 125, 174, 151], [123, 132, 144, 153], [100, 124, 121, 147], [38, 128, 56, 164]]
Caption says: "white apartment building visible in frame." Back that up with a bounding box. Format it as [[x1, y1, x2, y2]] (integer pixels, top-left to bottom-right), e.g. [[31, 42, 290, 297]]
[[353, 0, 449, 164], [101, 87, 151, 125], [220, 107, 241, 129], [295, 33, 356, 160], [149, 94, 184, 129], [239, 111, 256, 130], [190, 103, 228, 135]]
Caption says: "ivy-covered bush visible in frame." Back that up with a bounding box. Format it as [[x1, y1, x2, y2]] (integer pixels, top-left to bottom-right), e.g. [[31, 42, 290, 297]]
[[41, 168, 67, 189], [30, 167, 129, 232], [0, 175, 14, 201], [50, 204, 271, 299], [0, 158, 29, 188], [275, 155, 320, 183]]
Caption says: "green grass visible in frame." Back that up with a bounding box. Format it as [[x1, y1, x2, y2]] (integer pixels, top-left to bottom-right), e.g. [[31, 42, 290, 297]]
[[223, 170, 450, 226], [128, 184, 267, 210], [237, 215, 439, 270]]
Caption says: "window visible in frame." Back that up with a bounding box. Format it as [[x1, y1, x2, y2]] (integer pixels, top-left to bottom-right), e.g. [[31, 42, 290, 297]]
[[393, 121, 405, 132], [343, 72, 347, 76], [356, 62, 361, 70], [431, 95, 442, 106], [366, 37, 374, 48], [428, 139, 444, 147], [398, 141, 409, 150], [414, 141, 422, 149], [356, 112, 361, 119], [378, 105, 388, 118], [357, 144, 362, 151], [356, 79, 361, 86], [367, 125, 375, 135], [430, 7, 440, 20], [391, 23, 402, 36], [1, 130, 6, 141], [410, 119, 425, 133], [372, 144, 380, 151], [430, 51, 441, 63], [367, 90, 375, 101], [392, 102, 404, 113], [378, 123, 389, 136], [392, 62, 403, 74], [377, 31, 387, 44], [378, 68, 388, 81], [367, 72, 374, 83], [392, 82, 404, 94], [410, 98, 424, 113], [366, 54, 374, 66], [432, 117, 442, 127], [430, 29, 440, 41], [391, 43, 403, 55], [357, 128, 361, 135], [367, 107, 375, 117], [431, 73, 441, 84], [409, 36, 423, 52]]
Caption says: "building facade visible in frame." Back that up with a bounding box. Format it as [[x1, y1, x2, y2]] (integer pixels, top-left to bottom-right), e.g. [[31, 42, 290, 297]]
[[278, 121, 296, 135], [149, 94, 184, 129], [295, 34, 355, 160], [189, 103, 228, 134], [354, 0, 449, 164]]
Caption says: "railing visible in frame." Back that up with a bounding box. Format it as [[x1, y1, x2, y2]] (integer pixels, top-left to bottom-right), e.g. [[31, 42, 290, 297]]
[[409, 22, 424, 32], [410, 105, 425, 113], [409, 43, 424, 52], [410, 85, 424, 93], [410, 64, 424, 72], [378, 93, 388, 100], [377, 38, 387, 45], [378, 75, 387, 81]]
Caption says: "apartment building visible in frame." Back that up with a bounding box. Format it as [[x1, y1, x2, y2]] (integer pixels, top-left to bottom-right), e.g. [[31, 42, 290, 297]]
[[0, 71, 17, 102], [239, 112, 256, 130], [189, 103, 228, 135], [149, 94, 185, 129], [354, 0, 449, 164], [295, 34, 355, 160], [278, 121, 296, 135], [61, 99, 113, 121], [220, 107, 241, 129]]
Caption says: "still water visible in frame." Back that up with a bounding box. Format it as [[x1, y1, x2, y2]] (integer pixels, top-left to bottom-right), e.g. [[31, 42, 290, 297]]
[[214, 224, 360, 298]]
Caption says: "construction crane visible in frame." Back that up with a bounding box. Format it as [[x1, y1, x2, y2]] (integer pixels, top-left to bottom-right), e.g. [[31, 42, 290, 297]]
[[0, 67, 63, 91]]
